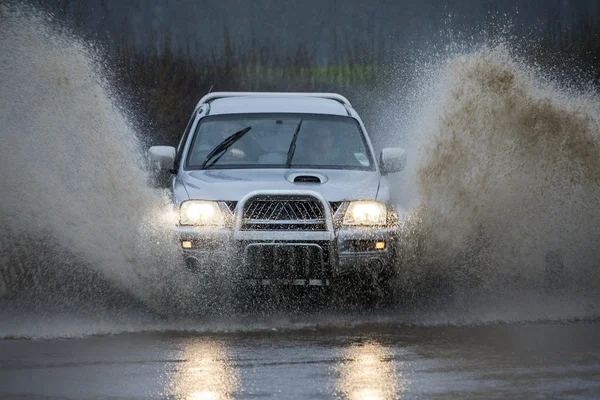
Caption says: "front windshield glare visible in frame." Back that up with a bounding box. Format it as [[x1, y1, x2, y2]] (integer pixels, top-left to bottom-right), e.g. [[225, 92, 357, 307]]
[[186, 114, 373, 170]]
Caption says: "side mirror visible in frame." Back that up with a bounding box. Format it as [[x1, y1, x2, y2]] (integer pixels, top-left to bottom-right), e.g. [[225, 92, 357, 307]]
[[380, 147, 407, 174], [148, 146, 176, 170]]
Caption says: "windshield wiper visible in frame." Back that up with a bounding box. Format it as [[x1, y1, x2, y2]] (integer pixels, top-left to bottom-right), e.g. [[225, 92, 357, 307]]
[[200, 126, 252, 169], [285, 119, 303, 168]]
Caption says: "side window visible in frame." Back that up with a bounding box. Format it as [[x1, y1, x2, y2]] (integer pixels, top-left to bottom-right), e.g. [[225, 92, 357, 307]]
[[174, 109, 201, 169]]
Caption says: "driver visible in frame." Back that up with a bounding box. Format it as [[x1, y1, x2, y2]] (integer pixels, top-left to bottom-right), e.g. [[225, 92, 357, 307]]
[[307, 125, 345, 165]]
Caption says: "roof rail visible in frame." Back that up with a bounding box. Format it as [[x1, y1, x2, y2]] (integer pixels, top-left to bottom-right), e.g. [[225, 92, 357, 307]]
[[196, 92, 352, 109]]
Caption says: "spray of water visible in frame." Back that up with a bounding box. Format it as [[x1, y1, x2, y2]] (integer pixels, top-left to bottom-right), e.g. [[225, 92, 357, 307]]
[[0, 4, 193, 312], [394, 44, 600, 305]]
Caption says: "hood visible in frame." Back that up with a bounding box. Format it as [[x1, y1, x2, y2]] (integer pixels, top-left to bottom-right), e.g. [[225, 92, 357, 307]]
[[180, 168, 380, 202]]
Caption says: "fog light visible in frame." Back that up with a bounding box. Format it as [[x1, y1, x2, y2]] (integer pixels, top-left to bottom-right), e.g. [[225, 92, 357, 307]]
[[181, 240, 193, 249], [375, 241, 385, 250]]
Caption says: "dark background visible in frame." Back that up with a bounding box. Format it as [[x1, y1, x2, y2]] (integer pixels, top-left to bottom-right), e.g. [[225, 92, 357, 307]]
[[30, 0, 600, 146]]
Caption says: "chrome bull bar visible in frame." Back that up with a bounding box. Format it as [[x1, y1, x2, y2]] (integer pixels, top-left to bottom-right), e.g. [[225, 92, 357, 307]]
[[234, 191, 335, 285], [233, 190, 335, 241]]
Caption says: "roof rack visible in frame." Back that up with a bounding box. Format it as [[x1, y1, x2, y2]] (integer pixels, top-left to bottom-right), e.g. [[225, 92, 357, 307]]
[[196, 92, 352, 109]]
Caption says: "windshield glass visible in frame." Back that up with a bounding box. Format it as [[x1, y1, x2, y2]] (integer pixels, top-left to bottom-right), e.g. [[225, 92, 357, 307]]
[[185, 114, 374, 170]]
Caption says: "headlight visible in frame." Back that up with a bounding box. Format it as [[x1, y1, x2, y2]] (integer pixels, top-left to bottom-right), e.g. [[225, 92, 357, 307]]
[[180, 200, 224, 226], [343, 201, 387, 226]]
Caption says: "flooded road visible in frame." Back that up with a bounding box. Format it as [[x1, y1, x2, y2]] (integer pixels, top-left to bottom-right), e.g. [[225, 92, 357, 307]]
[[1, 5, 600, 399], [1, 321, 599, 399]]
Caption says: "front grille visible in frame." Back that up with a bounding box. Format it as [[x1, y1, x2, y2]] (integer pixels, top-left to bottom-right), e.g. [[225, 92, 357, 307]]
[[242, 197, 327, 231], [223, 201, 237, 213], [244, 198, 324, 220], [244, 243, 328, 279], [329, 201, 344, 215]]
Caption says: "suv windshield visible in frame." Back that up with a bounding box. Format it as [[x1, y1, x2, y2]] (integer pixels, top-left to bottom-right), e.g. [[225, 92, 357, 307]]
[[186, 114, 374, 170]]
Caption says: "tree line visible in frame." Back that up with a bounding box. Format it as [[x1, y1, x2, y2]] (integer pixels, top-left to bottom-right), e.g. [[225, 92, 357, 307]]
[[32, 0, 600, 145]]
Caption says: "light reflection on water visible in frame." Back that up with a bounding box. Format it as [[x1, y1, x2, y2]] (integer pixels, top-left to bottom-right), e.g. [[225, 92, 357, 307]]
[[335, 342, 405, 400], [168, 339, 239, 400], [165, 337, 406, 399]]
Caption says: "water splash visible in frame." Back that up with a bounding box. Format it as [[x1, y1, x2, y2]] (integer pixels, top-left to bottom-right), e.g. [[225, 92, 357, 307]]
[[395, 44, 600, 301], [0, 3, 187, 310]]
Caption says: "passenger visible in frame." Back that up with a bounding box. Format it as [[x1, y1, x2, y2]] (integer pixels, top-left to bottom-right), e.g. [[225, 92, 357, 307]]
[[190, 122, 246, 165], [215, 124, 246, 159], [209, 123, 235, 145]]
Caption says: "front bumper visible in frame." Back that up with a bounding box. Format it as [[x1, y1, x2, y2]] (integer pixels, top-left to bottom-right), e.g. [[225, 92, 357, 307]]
[[176, 225, 397, 269], [174, 190, 399, 285]]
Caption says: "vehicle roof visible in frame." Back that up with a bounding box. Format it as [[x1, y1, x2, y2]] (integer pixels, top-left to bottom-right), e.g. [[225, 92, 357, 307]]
[[206, 96, 351, 116]]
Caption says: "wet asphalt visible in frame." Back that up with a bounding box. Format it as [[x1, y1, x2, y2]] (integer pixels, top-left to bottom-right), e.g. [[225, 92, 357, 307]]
[[1, 321, 599, 399]]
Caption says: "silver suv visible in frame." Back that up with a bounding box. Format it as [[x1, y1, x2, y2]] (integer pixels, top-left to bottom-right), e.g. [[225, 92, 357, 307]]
[[149, 92, 406, 289]]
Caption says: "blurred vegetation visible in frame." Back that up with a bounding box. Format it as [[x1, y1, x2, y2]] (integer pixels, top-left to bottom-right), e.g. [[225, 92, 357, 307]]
[[33, 0, 600, 146], [110, 28, 396, 146], [114, 21, 600, 147]]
